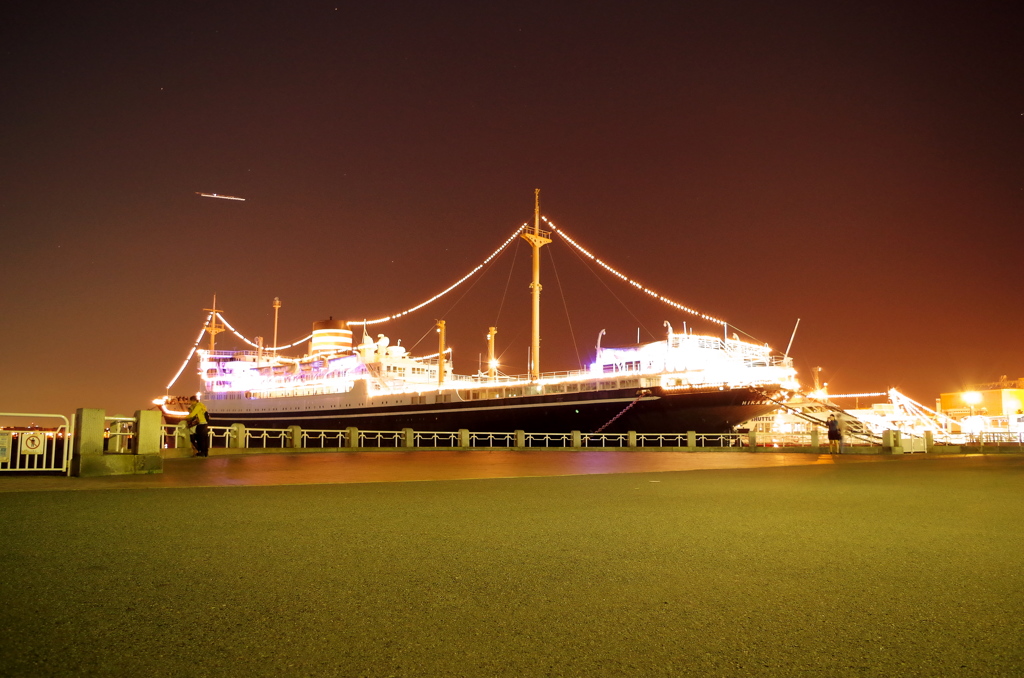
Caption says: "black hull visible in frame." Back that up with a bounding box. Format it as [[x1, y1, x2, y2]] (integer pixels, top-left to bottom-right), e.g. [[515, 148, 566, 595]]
[[207, 385, 780, 434]]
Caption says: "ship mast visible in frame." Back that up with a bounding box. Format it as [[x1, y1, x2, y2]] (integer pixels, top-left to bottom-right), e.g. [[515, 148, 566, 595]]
[[487, 326, 498, 380], [520, 189, 551, 381], [272, 297, 281, 356], [436, 320, 447, 387], [204, 295, 224, 353]]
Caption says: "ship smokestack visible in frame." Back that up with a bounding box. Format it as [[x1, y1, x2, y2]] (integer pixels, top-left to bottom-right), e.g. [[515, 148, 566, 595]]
[[310, 318, 353, 356]]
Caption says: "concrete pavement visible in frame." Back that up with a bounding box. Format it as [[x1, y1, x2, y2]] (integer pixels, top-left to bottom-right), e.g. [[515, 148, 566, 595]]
[[0, 452, 1021, 676]]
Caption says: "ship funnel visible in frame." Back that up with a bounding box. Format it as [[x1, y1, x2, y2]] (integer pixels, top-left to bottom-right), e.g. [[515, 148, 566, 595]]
[[310, 318, 353, 356]]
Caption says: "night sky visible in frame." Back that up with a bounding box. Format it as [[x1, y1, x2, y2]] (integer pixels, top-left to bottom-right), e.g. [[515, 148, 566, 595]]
[[2, 1, 1021, 418]]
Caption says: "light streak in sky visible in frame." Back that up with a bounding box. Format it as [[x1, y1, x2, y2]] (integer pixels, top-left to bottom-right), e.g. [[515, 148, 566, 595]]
[[196, 192, 246, 201]]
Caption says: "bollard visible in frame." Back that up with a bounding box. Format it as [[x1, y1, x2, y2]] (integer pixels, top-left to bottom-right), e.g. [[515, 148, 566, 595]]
[[627, 431, 637, 448], [229, 423, 246, 449], [403, 428, 414, 448], [458, 428, 470, 448], [346, 426, 359, 448], [515, 430, 525, 448], [687, 430, 696, 451], [571, 430, 582, 448], [288, 425, 302, 450]]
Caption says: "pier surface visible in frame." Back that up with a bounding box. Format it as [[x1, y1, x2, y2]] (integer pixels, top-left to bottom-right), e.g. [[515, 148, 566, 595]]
[[1, 449, 913, 492], [1, 452, 1021, 676]]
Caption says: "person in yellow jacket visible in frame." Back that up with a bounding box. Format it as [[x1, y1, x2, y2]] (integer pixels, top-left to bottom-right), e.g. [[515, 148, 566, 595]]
[[185, 395, 210, 457]]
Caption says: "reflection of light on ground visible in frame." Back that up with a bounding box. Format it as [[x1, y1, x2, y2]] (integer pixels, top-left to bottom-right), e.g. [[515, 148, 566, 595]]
[[0, 451, 904, 493]]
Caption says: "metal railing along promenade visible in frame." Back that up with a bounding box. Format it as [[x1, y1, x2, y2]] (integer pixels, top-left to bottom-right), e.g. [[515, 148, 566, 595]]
[[160, 424, 950, 451], [0, 413, 75, 474]]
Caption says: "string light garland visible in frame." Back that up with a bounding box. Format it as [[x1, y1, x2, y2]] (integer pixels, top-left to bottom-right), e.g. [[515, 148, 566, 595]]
[[165, 214, 733, 392], [543, 217, 727, 327], [347, 225, 527, 327], [215, 313, 312, 351], [165, 314, 213, 390]]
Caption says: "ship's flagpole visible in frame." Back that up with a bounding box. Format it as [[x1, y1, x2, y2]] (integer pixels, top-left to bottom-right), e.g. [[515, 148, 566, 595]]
[[520, 189, 551, 381]]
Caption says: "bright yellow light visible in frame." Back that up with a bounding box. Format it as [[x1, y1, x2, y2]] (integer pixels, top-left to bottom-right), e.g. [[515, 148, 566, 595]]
[[962, 391, 983, 405]]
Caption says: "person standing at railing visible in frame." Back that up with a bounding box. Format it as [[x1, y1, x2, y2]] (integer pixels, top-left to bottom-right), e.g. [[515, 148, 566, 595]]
[[186, 396, 210, 457], [826, 414, 841, 454]]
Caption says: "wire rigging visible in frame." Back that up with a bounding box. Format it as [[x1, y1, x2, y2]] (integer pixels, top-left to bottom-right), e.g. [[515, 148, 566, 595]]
[[166, 214, 741, 389], [547, 244, 583, 370]]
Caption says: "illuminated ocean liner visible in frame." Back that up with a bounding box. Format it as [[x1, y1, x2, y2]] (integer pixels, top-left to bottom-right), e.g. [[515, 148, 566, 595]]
[[162, 195, 798, 433]]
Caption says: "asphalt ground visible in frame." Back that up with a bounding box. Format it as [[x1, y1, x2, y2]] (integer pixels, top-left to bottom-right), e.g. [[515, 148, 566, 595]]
[[0, 453, 1022, 677]]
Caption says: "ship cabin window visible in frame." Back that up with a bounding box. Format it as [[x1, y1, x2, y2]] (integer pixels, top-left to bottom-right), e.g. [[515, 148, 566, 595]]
[[505, 387, 523, 397], [600, 380, 618, 390], [439, 394, 451, 403], [620, 379, 639, 388], [411, 367, 427, 376], [580, 382, 597, 392], [544, 384, 565, 394], [566, 383, 579, 393]]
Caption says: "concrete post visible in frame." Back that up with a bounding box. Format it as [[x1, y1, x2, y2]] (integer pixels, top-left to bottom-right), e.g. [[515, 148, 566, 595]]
[[175, 423, 191, 450], [748, 431, 757, 448], [132, 410, 164, 473], [515, 430, 525, 448], [627, 431, 637, 448], [571, 430, 582, 448], [924, 430, 934, 453], [458, 429, 470, 448], [687, 431, 697, 451], [882, 430, 904, 454], [346, 427, 359, 448], [133, 410, 162, 455], [229, 423, 246, 449], [74, 408, 161, 477], [810, 429, 819, 449], [72, 408, 105, 476], [403, 428, 414, 448], [288, 425, 302, 450]]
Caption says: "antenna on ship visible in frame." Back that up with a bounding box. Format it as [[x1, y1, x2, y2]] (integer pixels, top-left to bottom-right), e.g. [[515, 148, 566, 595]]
[[520, 189, 551, 381], [204, 295, 224, 352]]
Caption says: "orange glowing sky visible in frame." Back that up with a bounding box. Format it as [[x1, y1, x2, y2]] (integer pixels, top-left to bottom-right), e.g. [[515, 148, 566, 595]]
[[1, 1, 1021, 417]]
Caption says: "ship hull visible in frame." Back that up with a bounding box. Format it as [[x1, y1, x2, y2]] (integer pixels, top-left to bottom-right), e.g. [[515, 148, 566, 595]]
[[206, 384, 779, 434]]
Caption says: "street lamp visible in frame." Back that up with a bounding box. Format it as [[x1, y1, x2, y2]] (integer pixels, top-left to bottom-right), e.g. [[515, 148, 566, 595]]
[[962, 391, 982, 416]]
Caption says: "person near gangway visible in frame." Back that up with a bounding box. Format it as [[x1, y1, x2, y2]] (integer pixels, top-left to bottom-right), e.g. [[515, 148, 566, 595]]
[[826, 414, 841, 454]]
